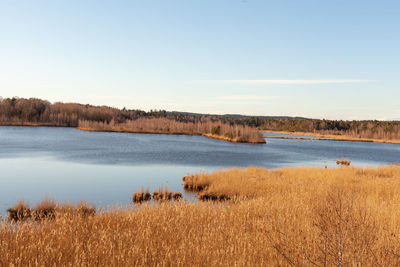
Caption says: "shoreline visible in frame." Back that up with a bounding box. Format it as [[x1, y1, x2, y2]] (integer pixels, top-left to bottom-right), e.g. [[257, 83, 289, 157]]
[[264, 130, 400, 144], [78, 127, 267, 144]]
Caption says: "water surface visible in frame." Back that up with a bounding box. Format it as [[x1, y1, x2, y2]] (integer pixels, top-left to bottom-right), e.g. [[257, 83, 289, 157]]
[[1, 126, 399, 214]]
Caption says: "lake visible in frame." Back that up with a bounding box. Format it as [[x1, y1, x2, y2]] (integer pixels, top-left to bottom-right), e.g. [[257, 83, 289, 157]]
[[1, 126, 399, 214]]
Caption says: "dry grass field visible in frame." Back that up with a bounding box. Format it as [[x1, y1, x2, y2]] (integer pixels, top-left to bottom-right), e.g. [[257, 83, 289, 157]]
[[1, 166, 400, 266]]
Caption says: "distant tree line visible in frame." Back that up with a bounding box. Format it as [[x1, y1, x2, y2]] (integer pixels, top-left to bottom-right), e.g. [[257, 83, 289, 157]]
[[0, 97, 265, 143], [0, 97, 399, 140], [0, 97, 267, 128], [0, 97, 174, 127], [259, 118, 400, 140], [0, 97, 243, 126]]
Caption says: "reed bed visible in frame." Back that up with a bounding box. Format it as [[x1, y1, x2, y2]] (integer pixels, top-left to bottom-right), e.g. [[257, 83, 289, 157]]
[[336, 158, 351, 166], [78, 118, 266, 144], [132, 187, 182, 203], [185, 166, 400, 200], [152, 186, 182, 201], [132, 188, 152, 204], [183, 174, 211, 191], [2, 166, 400, 265], [7, 199, 95, 222]]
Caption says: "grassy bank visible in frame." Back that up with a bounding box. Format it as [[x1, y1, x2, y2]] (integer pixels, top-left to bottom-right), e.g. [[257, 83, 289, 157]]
[[79, 118, 266, 144], [2, 166, 400, 265], [265, 130, 400, 144], [261, 119, 400, 142]]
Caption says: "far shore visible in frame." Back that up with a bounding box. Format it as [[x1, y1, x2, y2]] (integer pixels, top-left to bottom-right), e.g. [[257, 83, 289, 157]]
[[264, 130, 400, 144]]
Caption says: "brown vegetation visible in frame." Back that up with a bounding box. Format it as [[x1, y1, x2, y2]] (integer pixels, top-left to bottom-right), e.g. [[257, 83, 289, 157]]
[[132, 188, 182, 203], [7, 199, 95, 222], [262, 119, 400, 143], [132, 188, 152, 204], [183, 166, 400, 265], [2, 166, 400, 265], [78, 118, 265, 143], [266, 130, 400, 144], [183, 175, 210, 191], [7, 201, 31, 222], [336, 158, 351, 166], [151, 187, 182, 201]]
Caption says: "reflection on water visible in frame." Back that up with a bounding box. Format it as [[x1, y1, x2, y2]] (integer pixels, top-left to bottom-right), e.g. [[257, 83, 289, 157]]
[[0, 157, 206, 215], [0, 126, 399, 213]]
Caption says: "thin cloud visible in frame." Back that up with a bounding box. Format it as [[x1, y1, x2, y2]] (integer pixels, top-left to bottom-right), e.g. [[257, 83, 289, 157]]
[[216, 95, 280, 101], [218, 80, 377, 85]]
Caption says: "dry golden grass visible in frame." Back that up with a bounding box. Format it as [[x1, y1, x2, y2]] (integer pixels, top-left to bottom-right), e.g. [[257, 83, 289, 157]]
[[184, 166, 400, 265], [2, 166, 400, 266]]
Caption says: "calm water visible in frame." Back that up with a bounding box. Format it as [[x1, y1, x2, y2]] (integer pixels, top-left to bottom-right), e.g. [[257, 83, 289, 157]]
[[1, 126, 399, 214]]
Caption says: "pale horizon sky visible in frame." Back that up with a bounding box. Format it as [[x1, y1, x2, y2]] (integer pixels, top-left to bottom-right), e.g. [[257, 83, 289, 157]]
[[1, 0, 399, 120]]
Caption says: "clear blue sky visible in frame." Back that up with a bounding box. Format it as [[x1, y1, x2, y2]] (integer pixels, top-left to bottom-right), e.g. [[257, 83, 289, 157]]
[[1, 0, 399, 120]]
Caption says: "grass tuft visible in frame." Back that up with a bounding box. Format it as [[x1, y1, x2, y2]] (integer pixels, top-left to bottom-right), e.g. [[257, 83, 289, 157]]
[[336, 158, 351, 166]]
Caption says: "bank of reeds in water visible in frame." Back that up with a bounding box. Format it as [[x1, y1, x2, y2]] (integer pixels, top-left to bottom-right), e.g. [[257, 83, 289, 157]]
[[152, 186, 182, 202], [336, 158, 351, 166], [2, 166, 400, 265], [133, 187, 182, 203], [78, 118, 266, 144], [132, 188, 152, 204], [7, 199, 95, 222], [183, 175, 210, 192], [183, 174, 230, 201], [6, 200, 31, 222]]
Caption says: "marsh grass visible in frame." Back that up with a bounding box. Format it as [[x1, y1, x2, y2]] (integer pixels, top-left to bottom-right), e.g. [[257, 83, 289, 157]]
[[75, 202, 96, 218], [133, 187, 182, 203], [132, 188, 152, 203], [336, 158, 351, 166], [2, 166, 400, 265], [7, 200, 31, 222], [7, 200, 95, 222], [31, 198, 56, 221], [152, 186, 182, 202], [198, 192, 230, 201], [79, 118, 266, 144], [183, 174, 211, 192]]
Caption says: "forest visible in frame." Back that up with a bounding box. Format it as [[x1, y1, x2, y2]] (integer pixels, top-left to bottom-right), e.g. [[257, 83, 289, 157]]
[[0, 96, 257, 127]]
